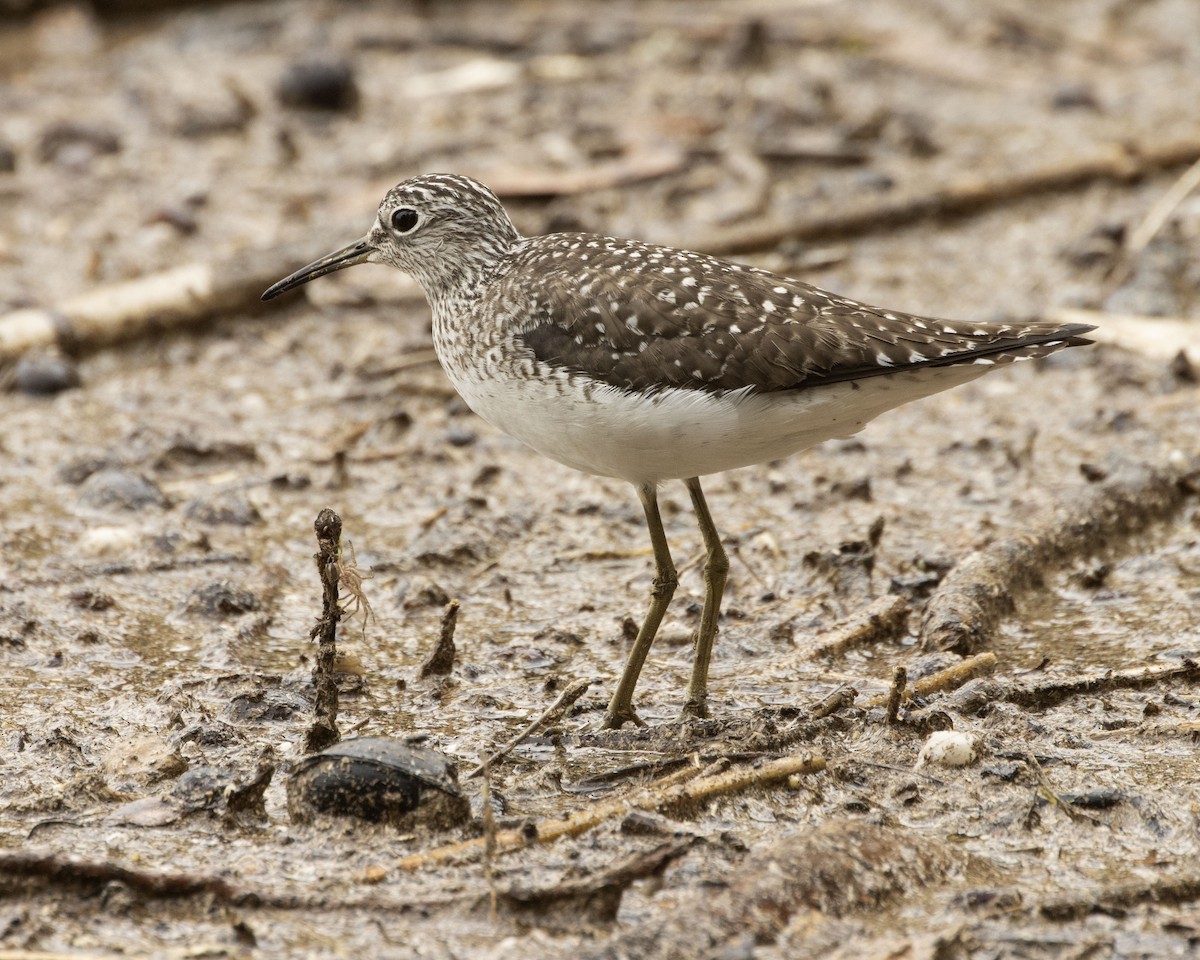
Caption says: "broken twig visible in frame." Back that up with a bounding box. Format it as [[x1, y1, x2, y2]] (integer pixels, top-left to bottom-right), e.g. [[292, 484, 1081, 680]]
[[466, 678, 593, 779], [397, 752, 825, 872], [794, 595, 910, 661]]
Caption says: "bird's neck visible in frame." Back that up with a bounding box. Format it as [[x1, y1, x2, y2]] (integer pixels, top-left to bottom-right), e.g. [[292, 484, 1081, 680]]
[[411, 232, 521, 312]]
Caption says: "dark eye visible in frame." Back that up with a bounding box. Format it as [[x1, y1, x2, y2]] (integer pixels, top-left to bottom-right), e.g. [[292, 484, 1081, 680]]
[[390, 207, 419, 233]]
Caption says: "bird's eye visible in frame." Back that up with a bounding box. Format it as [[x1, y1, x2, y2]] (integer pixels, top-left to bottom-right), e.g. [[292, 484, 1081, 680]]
[[390, 207, 420, 234]]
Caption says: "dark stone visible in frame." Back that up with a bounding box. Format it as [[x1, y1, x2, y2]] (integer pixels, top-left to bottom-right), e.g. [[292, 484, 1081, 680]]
[[1052, 82, 1100, 111], [445, 425, 477, 447], [287, 736, 470, 830], [276, 59, 359, 112], [13, 354, 81, 395], [37, 121, 121, 165], [184, 580, 260, 618], [79, 469, 167, 511], [184, 492, 262, 527]]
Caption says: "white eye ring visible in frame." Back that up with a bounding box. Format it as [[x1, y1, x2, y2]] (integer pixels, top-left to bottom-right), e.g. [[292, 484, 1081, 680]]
[[390, 207, 420, 234]]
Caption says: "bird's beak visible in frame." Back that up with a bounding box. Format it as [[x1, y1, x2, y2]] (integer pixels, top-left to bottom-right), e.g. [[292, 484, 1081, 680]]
[[261, 237, 375, 301]]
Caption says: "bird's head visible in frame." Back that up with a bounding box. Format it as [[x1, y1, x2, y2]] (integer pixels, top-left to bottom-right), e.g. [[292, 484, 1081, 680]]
[[261, 174, 520, 303]]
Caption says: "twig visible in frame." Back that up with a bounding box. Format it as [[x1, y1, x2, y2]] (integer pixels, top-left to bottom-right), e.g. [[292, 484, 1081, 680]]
[[420, 599, 460, 677], [997, 659, 1200, 711], [396, 752, 826, 872], [306, 508, 342, 752], [0, 233, 398, 364], [921, 457, 1199, 654], [1026, 753, 1099, 825], [864, 653, 998, 707], [794, 595, 910, 661], [466, 678, 593, 779], [682, 137, 1200, 256], [809, 685, 858, 721], [482, 764, 498, 923], [1108, 154, 1200, 289]]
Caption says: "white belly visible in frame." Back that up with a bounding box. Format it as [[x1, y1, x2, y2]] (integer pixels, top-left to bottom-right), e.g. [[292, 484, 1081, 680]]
[[443, 363, 989, 484]]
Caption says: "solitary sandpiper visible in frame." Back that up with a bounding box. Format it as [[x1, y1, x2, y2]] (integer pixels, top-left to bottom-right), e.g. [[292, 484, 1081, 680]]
[[262, 173, 1094, 729]]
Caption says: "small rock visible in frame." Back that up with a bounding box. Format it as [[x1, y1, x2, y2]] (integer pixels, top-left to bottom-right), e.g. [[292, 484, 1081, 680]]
[[77, 525, 140, 557], [184, 492, 262, 527], [1051, 82, 1100, 111], [174, 83, 255, 138], [184, 581, 260, 618], [915, 730, 983, 770], [445, 425, 477, 447], [37, 121, 121, 165], [13, 354, 81, 395], [276, 59, 359, 112], [79, 469, 167, 511], [67, 588, 115, 611], [58, 454, 121, 485], [287, 736, 470, 830], [0, 141, 15, 174], [1169, 348, 1196, 383]]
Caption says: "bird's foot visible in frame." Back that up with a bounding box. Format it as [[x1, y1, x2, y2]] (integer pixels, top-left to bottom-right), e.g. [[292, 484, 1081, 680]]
[[678, 696, 710, 721], [599, 704, 646, 730]]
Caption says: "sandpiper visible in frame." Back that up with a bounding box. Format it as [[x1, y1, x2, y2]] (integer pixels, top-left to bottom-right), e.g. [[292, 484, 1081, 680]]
[[262, 173, 1094, 729]]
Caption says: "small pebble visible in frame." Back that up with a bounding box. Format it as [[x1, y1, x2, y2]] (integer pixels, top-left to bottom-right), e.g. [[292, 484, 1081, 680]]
[[13, 354, 81, 395], [183, 580, 260, 618], [77, 525, 140, 557], [184, 492, 262, 527], [915, 730, 982, 770], [37, 121, 121, 165], [445, 425, 477, 447], [1052, 82, 1100, 111], [79, 469, 167, 511], [276, 59, 359, 112]]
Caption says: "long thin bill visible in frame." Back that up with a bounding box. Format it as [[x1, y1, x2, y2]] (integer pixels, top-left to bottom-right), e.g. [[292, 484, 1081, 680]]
[[261, 238, 374, 301]]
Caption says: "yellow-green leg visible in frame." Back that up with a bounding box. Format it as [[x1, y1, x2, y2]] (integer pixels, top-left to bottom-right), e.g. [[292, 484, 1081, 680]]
[[602, 482, 677, 729], [681, 476, 729, 720]]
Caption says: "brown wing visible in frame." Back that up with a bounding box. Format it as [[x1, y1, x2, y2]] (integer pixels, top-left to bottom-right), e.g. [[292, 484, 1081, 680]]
[[511, 234, 1093, 394]]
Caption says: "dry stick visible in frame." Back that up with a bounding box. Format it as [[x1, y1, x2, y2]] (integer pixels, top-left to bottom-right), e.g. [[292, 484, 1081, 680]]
[[921, 457, 1199, 654], [795, 595, 910, 662], [482, 763, 498, 923], [997, 659, 1200, 711], [687, 137, 1200, 256], [1107, 154, 1200, 291], [420, 599, 460, 677], [397, 752, 826, 873], [863, 652, 998, 708], [0, 231, 381, 364], [466, 678, 593, 779], [306, 508, 342, 752]]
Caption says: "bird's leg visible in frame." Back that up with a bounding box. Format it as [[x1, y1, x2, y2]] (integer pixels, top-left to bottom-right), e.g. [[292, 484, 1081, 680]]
[[681, 476, 729, 720], [602, 482, 677, 729]]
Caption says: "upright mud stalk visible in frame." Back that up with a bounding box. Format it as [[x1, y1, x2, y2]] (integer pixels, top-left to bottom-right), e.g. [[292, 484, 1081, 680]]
[[307, 508, 342, 752]]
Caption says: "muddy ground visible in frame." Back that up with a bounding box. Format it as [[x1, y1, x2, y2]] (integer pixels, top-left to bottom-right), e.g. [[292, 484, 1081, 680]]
[[1, 0, 1199, 957]]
